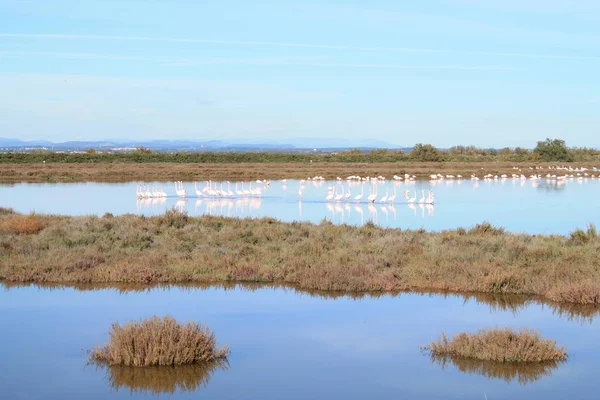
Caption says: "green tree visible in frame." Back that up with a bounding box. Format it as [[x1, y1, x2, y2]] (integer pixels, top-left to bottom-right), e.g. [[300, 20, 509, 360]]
[[533, 138, 571, 161], [409, 143, 443, 162]]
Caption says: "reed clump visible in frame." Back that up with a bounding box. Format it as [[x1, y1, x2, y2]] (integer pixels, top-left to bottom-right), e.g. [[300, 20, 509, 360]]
[[90, 316, 230, 367], [1, 211, 600, 305], [427, 328, 567, 363], [0, 212, 46, 234]]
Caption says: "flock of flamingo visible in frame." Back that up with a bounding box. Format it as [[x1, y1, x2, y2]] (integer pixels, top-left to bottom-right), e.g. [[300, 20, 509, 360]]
[[312, 182, 435, 204], [137, 180, 268, 199], [136, 165, 599, 204]]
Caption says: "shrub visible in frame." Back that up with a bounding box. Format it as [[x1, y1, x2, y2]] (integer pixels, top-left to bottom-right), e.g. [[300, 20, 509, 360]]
[[468, 222, 505, 236], [533, 138, 572, 162], [155, 208, 189, 228], [0, 213, 46, 234], [426, 328, 567, 363], [568, 224, 598, 245], [409, 143, 443, 162], [90, 316, 230, 367]]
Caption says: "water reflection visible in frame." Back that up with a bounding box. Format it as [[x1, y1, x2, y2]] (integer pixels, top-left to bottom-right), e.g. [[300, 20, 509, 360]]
[[430, 355, 562, 385], [4, 281, 599, 323], [103, 360, 229, 395]]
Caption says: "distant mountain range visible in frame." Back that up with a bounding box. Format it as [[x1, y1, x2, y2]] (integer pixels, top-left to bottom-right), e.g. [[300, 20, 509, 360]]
[[0, 137, 404, 152]]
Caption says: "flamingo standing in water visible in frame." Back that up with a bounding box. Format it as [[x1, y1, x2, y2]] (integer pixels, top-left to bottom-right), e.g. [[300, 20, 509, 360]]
[[406, 190, 416, 204], [379, 188, 389, 203], [354, 183, 364, 202], [418, 190, 426, 204], [387, 185, 397, 204], [344, 185, 352, 201], [334, 185, 344, 202], [325, 187, 335, 201], [195, 182, 205, 197], [426, 190, 435, 204], [235, 182, 243, 197], [367, 183, 377, 203]]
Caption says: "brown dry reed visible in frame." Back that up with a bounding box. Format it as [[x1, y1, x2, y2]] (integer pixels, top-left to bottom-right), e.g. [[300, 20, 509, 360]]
[[427, 328, 567, 363], [90, 316, 230, 367], [1, 209, 600, 305], [0, 210, 46, 234]]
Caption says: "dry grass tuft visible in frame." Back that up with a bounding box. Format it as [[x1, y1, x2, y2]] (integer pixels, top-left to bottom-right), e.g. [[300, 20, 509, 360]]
[[427, 328, 567, 363], [0, 213, 46, 234], [547, 282, 600, 305], [90, 316, 230, 367]]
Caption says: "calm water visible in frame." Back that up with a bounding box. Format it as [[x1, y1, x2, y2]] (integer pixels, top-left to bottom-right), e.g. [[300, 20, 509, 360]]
[[1, 284, 599, 400], [1, 178, 600, 233]]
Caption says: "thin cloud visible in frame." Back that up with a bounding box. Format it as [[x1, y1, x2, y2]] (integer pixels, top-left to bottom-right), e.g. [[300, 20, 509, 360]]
[[0, 50, 515, 70], [1, 33, 598, 60]]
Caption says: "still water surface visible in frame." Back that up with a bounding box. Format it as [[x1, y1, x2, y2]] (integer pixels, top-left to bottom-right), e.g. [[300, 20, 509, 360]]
[[1, 284, 599, 399], [1, 178, 600, 233]]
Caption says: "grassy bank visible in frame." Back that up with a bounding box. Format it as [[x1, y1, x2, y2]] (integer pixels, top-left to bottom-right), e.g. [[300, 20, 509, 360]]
[[1, 161, 598, 183], [1, 209, 599, 305]]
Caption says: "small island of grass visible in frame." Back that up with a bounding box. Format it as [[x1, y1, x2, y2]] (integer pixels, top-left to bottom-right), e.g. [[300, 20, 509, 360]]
[[90, 316, 230, 367], [426, 328, 567, 363]]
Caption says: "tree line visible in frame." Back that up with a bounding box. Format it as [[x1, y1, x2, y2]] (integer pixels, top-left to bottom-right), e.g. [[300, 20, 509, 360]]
[[1, 139, 597, 164]]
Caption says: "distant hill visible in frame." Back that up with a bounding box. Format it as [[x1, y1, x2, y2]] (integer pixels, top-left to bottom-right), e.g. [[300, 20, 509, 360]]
[[0, 137, 404, 152]]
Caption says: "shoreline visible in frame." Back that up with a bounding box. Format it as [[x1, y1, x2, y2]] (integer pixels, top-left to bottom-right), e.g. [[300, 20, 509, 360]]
[[1, 161, 598, 183]]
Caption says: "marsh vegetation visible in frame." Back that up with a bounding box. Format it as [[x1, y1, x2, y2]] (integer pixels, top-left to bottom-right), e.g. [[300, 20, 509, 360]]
[[426, 328, 567, 363], [90, 316, 230, 367], [1, 209, 599, 305]]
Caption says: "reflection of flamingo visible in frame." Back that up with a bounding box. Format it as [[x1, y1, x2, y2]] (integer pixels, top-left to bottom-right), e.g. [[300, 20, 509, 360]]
[[408, 203, 417, 216], [354, 204, 364, 224], [354, 183, 364, 202], [368, 203, 378, 223]]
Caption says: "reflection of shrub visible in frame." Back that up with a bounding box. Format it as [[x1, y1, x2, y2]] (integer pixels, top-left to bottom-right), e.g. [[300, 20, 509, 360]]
[[426, 328, 567, 363], [106, 361, 228, 395], [90, 316, 230, 367], [430, 354, 562, 385]]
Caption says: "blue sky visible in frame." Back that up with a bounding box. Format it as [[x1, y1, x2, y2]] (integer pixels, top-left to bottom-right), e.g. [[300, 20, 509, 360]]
[[0, 0, 599, 147]]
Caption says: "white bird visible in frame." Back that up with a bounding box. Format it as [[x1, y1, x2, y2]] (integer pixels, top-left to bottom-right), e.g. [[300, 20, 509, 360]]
[[334, 185, 345, 202], [367, 183, 378, 203], [380, 188, 389, 203], [325, 187, 335, 201], [354, 183, 364, 202], [418, 190, 426, 204]]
